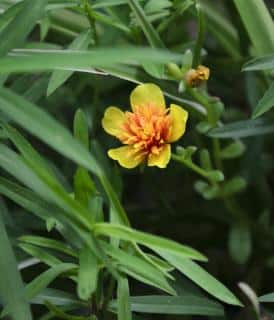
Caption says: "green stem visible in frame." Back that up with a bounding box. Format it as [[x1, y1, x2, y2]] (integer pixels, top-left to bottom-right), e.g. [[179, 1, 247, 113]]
[[192, 2, 206, 68], [83, 0, 98, 44], [185, 88, 248, 223], [187, 88, 223, 171], [187, 87, 214, 124], [101, 276, 116, 319], [171, 153, 212, 183], [212, 138, 223, 171]]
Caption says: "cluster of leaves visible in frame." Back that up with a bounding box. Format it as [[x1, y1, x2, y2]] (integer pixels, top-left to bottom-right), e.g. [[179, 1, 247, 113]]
[[0, 0, 274, 320]]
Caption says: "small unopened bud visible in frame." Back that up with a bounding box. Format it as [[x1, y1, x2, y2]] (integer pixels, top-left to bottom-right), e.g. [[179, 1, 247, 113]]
[[196, 65, 210, 81], [185, 65, 210, 87], [167, 63, 184, 80]]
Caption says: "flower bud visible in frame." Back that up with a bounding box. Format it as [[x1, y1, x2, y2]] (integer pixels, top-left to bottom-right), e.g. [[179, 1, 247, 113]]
[[185, 65, 210, 87]]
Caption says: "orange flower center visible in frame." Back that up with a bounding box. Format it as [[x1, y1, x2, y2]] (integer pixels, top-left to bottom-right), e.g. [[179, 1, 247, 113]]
[[118, 104, 171, 155]]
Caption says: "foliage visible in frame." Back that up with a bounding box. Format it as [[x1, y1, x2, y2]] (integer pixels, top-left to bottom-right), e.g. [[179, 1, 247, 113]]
[[0, 0, 274, 319]]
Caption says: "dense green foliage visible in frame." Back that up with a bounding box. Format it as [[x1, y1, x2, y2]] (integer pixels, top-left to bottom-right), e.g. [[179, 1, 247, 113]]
[[0, 0, 274, 319]]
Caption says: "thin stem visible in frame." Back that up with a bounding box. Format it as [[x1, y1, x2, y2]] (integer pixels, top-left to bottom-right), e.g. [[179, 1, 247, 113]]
[[83, 0, 99, 45], [101, 276, 116, 319], [193, 2, 206, 68], [187, 87, 215, 124], [184, 87, 248, 222], [171, 153, 212, 183], [213, 138, 223, 171]]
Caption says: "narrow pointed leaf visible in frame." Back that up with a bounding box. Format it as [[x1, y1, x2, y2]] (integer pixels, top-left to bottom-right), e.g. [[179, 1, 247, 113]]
[[0, 47, 181, 74], [0, 0, 47, 56], [208, 119, 274, 139], [31, 288, 84, 307], [0, 208, 32, 320], [77, 246, 99, 300], [127, 0, 164, 48], [259, 293, 274, 303], [93, 223, 207, 261], [233, 0, 274, 55], [47, 30, 92, 96], [0, 87, 129, 226], [252, 82, 274, 119], [26, 263, 76, 299], [117, 277, 132, 320], [158, 252, 242, 306], [110, 295, 224, 316], [243, 54, 274, 71], [101, 241, 174, 295], [19, 235, 77, 258]]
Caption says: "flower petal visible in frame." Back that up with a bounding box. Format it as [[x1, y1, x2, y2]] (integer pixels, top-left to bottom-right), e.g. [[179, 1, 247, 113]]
[[130, 83, 166, 111], [108, 146, 145, 169], [102, 106, 126, 136], [167, 104, 188, 142], [148, 144, 171, 168]]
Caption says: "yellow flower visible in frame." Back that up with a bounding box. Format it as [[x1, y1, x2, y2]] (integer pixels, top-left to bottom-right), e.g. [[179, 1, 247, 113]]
[[102, 83, 188, 169]]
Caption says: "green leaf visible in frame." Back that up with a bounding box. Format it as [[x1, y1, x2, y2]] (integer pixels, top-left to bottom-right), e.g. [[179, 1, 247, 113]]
[[0, 47, 181, 74], [101, 241, 174, 295], [126, 0, 165, 78], [31, 288, 84, 307], [117, 277, 132, 320], [221, 177, 247, 197], [259, 292, 274, 303], [0, 178, 118, 280], [93, 223, 206, 261], [47, 30, 92, 96], [252, 82, 274, 119], [199, 0, 241, 59], [110, 295, 224, 316], [0, 2, 24, 34], [233, 0, 274, 55], [1, 121, 61, 184], [157, 252, 242, 306], [0, 87, 129, 227], [73, 109, 98, 212], [0, 0, 47, 57], [144, 0, 172, 13], [127, 0, 164, 48], [0, 208, 32, 320], [92, 0, 145, 9], [0, 135, 93, 230], [243, 54, 274, 71], [142, 63, 165, 79], [206, 170, 224, 183], [208, 119, 274, 139], [220, 141, 246, 159], [77, 246, 99, 300], [44, 301, 88, 320], [0, 176, 80, 244], [26, 263, 76, 299], [199, 149, 212, 170], [19, 235, 77, 258], [228, 223, 252, 264], [40, 15, 50, 40], [19, 242, 62, 267], [46, 0, 81, 10], [73, 109, 89, 150]]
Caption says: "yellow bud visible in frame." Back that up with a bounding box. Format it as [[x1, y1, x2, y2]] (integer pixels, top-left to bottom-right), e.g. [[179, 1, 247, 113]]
[[185, 65, 210, 87], [197, 65, 210, 81]]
